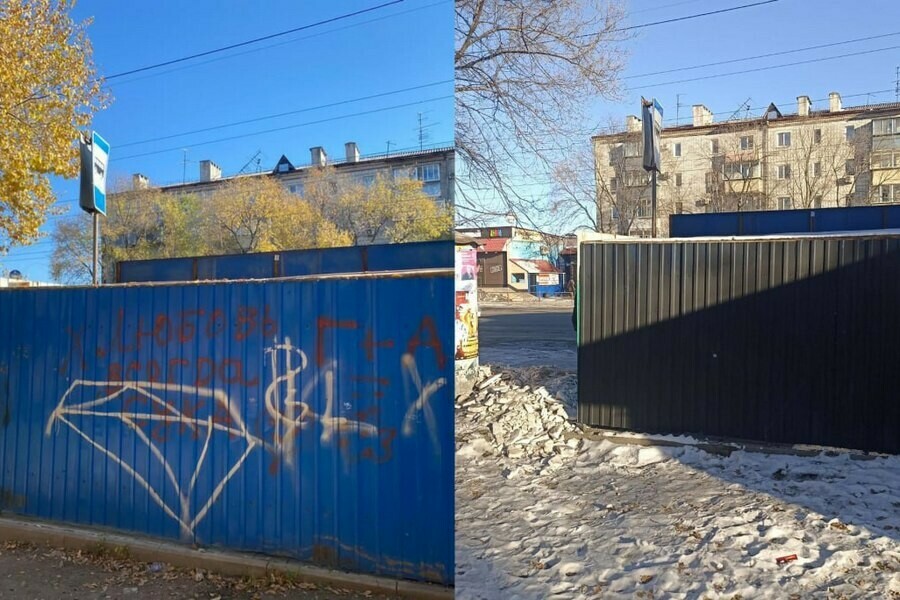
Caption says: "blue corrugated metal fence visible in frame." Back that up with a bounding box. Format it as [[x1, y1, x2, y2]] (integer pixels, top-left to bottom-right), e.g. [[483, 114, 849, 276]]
[[670, 205, 900, 238], [0, 272, 453, 585], [116, 241, 453, 283]]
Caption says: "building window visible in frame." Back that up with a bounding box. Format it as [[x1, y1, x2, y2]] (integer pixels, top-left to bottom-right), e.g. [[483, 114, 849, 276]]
[[777, 132, 791, 147], [777, 164, 791, 180], [814, 195, 823, 208], [673, 143, 682, 157], [845, 160, 855, 176], [675, 173, 683, 187], [277, 163, 290, 173], [778, 197, 792, 210], [353, 171, 377, 187], [414, 163, 441, 182], [609, 177, 618, 191], [636, 198, 651, 218], [711, 139, 719, 155], [412, 163, 442, 197], [624, 142, 641, 157], [740, 136, 754, 150], [813, 162, 822, 177], [814, 129, 822, 144], [392, 167, 410, 179], [874, 184, 900, 203], [726, 162, 756, 179], [288, 183, 304, 196], [874, 151, 900, 169], [873, 118, 898, 136], [845, 126, 855, 141]]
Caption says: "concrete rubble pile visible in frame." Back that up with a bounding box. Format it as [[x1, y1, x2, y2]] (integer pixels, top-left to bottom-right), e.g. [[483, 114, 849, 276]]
[[456, 366, 583, 476]]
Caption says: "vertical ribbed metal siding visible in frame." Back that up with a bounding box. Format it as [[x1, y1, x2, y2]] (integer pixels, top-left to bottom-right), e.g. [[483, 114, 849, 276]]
[[0, 273, 454, 585], [116, 241, 455, 283], [578, 237, 900, 454]]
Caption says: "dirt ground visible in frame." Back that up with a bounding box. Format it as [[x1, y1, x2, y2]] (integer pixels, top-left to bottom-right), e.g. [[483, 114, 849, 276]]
[[0, 540, 395, 599]]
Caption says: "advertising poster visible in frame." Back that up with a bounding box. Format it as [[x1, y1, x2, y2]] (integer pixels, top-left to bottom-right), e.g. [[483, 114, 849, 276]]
[[455, 248, 478, 360]]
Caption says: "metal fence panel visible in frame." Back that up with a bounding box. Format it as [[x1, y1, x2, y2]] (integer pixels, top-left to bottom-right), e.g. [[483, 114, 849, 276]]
[[0, 274, 454, 585], [578, 236, 900, 454], [670, 205, 900, 238], [116, 241, 453, 283]]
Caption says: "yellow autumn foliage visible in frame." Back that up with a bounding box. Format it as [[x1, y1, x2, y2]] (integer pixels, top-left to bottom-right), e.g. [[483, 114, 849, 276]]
[[0, 0, 108, 250]]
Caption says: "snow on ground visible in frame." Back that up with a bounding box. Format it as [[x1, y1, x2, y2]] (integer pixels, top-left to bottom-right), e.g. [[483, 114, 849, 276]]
[[456, 366, 900, 599]]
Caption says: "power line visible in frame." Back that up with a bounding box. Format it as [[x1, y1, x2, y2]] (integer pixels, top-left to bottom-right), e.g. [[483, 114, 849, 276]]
[[625, 31, 900, 80], [103, 1, 403, 81], [628, 44, 900, 91], [629, 0, 707, 15], [111, 95, 453, 162], [117, 79, 452, 148], [661, 89, 896, 123], [611, 0, 779, 33], [106, 0, 449, 89]]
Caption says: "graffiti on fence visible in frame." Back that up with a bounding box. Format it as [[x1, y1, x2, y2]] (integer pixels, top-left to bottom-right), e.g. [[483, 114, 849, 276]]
[[45, 308, 447, 537]]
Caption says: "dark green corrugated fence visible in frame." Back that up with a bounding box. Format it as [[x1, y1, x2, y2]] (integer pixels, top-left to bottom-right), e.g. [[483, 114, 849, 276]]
[[578, 236, 900, 454]]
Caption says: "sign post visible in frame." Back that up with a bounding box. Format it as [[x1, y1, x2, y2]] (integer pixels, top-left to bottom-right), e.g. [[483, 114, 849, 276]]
[[641, 98, 663, 238], [79, 131, 110, 285]]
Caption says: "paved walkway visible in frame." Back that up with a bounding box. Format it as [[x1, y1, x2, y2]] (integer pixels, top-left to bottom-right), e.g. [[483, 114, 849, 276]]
[[0, 540, 389, 599]]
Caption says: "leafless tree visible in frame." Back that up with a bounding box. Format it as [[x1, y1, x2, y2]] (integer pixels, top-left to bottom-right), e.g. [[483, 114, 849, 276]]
[[455, 0, 628, 227], [549, 145, 603, 232], [50, 212, 94, 284], [772, 127, 854, 209], [699, 123, 771, 213]]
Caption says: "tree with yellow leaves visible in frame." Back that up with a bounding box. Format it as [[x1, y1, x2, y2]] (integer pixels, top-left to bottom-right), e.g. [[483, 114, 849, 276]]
[[303, 167, 452, 245], [0, 0, 107, 251], [206, 176, 350, 254]]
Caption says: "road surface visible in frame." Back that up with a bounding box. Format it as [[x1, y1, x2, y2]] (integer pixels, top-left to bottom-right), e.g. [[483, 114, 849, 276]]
[[478, 303, 576, 371]]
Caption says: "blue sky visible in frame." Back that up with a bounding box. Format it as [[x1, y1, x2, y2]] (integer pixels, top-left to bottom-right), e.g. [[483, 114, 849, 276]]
[[4, 0, 453, 280], [464, 0, 900, 231], [612, 0, 900, 127]]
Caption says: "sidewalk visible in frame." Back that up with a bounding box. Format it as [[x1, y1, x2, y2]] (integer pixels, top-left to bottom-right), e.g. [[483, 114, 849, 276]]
[[0, 539, 384, 599], [0, 517, 451, 599]]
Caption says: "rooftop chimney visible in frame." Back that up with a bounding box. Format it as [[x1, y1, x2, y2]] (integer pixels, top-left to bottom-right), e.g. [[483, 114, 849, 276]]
[[692, 104, 714, 127], [310, 146, 327, 167], [199, 160, 222, 182], [829, 92, 842, 113], [797, 95, 811, 117], [625, 115, 641, 133], [344, 142, 360, 163], [132, 173, 150, 190]]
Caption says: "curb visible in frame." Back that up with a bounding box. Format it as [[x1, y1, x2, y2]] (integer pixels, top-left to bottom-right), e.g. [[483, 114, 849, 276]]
[[0, 516, 452, 600], [575, 425, 886, 461]]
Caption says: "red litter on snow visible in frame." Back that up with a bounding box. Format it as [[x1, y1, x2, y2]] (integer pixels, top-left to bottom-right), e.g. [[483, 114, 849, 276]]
[[776, 554, 798, 565]]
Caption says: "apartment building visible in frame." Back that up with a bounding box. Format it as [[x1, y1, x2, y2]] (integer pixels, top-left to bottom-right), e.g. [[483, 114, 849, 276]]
[[128, 142, 455, 209], [592, 92, 900, 237]]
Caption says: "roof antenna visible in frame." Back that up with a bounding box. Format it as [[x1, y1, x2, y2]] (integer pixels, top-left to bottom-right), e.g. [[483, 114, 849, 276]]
[[727, 97, 752, 121], [237, 150, 262, 175]]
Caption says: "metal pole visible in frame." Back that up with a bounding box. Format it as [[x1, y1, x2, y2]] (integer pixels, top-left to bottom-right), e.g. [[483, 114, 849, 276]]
[[651, 169, 658, 238], [92, 212, 99, 286]]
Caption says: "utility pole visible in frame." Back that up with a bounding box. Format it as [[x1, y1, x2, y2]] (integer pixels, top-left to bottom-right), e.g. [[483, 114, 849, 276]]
[[386, 141, 394, 156]]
